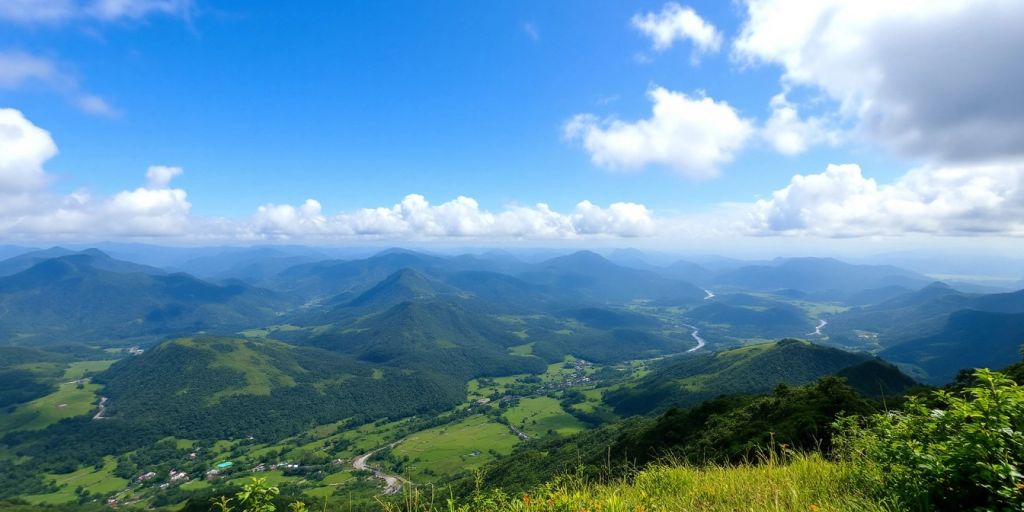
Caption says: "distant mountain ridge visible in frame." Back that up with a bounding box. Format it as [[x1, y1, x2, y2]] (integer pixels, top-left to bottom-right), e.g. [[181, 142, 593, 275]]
[[0, 252, 289, 345]]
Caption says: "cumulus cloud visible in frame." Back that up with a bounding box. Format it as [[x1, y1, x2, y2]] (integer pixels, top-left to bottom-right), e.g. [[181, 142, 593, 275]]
[[0, 0, 192, 24], [733, 0, 1024, 163], [249, 195, 656, 240], [761, 92, 840, 155], [0, 108, 662, 241], [0, 108, 191, 237], [564, 86, 754, 178], [632, 3, 721, 58], [0, 108, 57, 192], [0, 51, 114, 116], [747, 162, 1024, 237], [145, 165, 184, 188]]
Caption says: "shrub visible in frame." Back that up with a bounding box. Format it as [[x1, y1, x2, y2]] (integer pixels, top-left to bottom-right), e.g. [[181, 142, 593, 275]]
[[836, 369, 1024, 511]]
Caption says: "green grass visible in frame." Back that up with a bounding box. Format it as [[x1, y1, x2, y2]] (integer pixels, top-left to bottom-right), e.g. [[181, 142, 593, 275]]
[[526, 455, 886, 512], [391, 415, 519, 481], [395, 454, 887, 512], [502, 396, 585, 438], [508, 342, 534, 355], [171, 338, 300, 403], [229, 470, 300, 487], [22, 456, 128, 505], [180, 480, 211, 491], [0, 380, 102, 433], [61, 360, 117, 380]]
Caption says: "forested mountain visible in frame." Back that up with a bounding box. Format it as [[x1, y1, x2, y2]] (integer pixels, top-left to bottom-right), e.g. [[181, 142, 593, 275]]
[[604, 340, 880, 415], [517, 251, 706, 304], [0, 248, 164, 277], [259, 251, 451, 300], [303, 299, 546, 379], [827, 282, 1024, 361], [712, 257, 929, 299], [881, 310, 1024, 383], [91, 337, 463, 439], [0, 254, 289, 345]]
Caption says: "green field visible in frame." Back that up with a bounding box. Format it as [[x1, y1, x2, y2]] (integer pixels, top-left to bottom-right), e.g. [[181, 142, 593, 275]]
[[391, 414, 519, 481], [502, 396, 586, 438], [62, 360, 117, 380], [0, 380, 102, 433], [22, 457, 127, 505]]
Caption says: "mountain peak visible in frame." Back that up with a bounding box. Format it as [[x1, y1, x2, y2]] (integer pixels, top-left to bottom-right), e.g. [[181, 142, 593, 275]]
[[347, 267, 445, 308]]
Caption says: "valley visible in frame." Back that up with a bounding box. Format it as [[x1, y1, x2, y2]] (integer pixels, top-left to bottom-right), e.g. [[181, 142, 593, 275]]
[[0, 246, 1021, 510]]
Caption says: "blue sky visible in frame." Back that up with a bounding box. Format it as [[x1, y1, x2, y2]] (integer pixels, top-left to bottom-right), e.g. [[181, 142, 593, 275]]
[[0, 0, 1021, 247]]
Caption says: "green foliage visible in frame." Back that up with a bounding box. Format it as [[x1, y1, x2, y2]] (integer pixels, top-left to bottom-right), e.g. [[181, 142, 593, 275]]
[[837, 369, 1024, 510], [209, 477, 308, 512]]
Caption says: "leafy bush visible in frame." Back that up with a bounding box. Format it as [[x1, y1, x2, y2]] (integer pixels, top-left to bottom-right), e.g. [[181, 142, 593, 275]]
[[837, 369, 1024, 511]]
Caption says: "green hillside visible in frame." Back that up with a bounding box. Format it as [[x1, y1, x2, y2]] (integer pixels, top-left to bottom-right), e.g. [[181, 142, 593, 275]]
[[604, 339, 872, 415], [0, 256, 291, 345], [305, 299, 546, 379], [92, 337, 464, 440], [881, 309, 1024, 383]]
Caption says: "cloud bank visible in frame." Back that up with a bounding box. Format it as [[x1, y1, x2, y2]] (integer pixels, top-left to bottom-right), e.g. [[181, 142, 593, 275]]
[[0, 108, 658, 241], [3, 108, 1023, 242], [734, 0, 1024, 163]]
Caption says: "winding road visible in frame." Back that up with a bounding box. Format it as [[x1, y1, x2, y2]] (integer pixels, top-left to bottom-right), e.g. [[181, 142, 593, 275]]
[[92, 396, 109, 420], [352, 442, 410, 495], [682, 324, 706, 353]]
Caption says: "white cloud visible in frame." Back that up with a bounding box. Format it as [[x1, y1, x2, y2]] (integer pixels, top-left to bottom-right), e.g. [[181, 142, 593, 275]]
[[733, 0, 1024, 163], [145, 165, 183, 188], [761, 92, 839, 155], [0, 108, 57, 192], [249, 195, 657, 240], [0, 109, 662, 241], [632, 3, 721, 58], [0, 51, 114, 116], [564, 86, 754, 178], [0, 109, 191, 237], [0, 0, 192, 24], [747, 162, 1024, 237]]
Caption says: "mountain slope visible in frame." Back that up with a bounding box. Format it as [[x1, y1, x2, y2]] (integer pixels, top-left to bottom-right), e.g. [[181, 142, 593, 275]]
[[604, 340, 874, 415], [304, 299, 546, 379], [91, 337, 466, 440], [518, 251, 706, 305], [0, 255, 289, 345], [880, 310, 1024, 383], [265, 251, 450, 299], [0, 248, 164, 277]]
